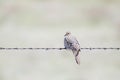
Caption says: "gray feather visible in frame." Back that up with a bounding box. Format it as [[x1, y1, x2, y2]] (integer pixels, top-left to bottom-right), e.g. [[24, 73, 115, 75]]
[[64, 33, 80, 64]]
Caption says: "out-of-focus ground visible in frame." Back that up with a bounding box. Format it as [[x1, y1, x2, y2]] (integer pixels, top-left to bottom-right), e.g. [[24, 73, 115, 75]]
[[0, 0, 120, 80]]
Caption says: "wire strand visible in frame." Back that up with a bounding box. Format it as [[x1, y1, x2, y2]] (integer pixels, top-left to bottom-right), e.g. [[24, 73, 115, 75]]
[[0, 47, 120, 50]]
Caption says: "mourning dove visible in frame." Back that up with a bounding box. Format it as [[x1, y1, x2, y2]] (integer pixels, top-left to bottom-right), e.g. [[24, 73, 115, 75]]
[[64, 32, 80, 64]]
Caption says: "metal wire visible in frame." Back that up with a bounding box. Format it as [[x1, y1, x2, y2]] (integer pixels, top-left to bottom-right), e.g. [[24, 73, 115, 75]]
[[0, 47, 120, 50]]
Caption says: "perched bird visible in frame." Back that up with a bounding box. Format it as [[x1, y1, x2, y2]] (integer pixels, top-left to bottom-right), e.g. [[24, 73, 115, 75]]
[[64, 32, 81, 64]]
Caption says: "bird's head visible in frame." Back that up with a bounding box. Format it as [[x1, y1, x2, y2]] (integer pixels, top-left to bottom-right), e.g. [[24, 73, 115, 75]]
[[64, 32, 71, 36]]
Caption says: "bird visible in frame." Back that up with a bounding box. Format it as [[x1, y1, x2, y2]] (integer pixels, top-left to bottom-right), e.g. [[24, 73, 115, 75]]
[[64, 32, 81, 65]]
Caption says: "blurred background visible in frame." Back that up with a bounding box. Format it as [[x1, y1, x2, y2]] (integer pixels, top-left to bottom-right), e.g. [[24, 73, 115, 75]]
[[0, 0, 120, 80]]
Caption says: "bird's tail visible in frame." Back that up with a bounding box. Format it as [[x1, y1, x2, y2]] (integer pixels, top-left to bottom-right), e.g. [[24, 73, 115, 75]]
[[75, 56, 80, 65], [76, 49, 80, 56], [75, 49, 80, 65], [72, 49, 80, 65]]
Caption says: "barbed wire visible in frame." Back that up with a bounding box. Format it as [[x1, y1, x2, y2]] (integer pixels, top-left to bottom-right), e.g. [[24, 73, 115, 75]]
[[0, 47, 120, 50]]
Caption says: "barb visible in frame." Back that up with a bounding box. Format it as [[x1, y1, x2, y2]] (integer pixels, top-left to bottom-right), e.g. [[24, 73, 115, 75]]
[[0, 47, 120, 50]]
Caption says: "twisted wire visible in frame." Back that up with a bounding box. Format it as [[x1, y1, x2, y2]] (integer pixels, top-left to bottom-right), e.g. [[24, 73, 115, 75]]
[[0, 47, 120, 50]]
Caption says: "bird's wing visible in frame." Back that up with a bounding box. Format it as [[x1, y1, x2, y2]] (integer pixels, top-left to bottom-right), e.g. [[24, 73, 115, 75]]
[[67, 35, 77, 44], [64, 37, 70, 48], [64, 35, 80, 51], [68, 35, 80, 51]]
